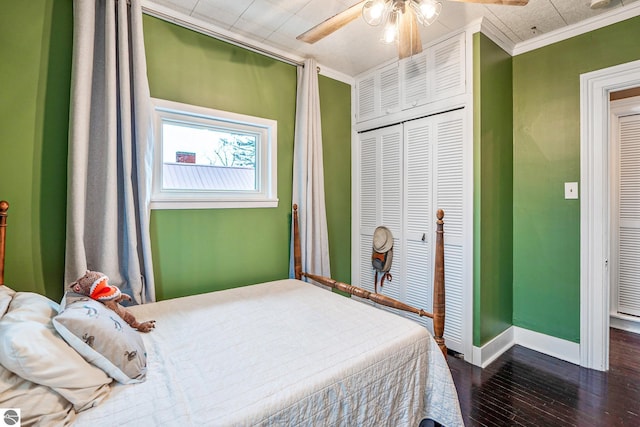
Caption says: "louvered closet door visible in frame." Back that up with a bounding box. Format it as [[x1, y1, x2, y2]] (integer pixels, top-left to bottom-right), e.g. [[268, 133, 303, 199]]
[[404, 117, 434, 332], [357, 74, 376, 122], [356, 110, 467, 355], [358, 125, 403, 295], [380, 64, 400, 115], [428, 33, 465, 103], [379, 128, 404, 301], [617, 114, 640, 317], [402, 52, 427, 110], [434, 109, 465, 353]]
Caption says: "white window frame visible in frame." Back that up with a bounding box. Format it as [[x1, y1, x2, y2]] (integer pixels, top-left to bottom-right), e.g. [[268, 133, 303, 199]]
[[151, 98, 278, 209]]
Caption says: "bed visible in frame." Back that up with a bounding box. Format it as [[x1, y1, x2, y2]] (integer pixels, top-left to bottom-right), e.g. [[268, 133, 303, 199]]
[[0, 200, 463, 426]]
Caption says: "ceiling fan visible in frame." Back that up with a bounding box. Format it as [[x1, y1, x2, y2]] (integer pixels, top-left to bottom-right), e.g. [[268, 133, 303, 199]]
[[297, 0, 529, 59]]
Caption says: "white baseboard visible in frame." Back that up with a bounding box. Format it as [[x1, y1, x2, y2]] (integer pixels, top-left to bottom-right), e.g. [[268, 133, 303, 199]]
[[514, 327, 580, 365], [471, 327, 515, 368], [471, 326, 581, 368], [611, 315, 640, 334]]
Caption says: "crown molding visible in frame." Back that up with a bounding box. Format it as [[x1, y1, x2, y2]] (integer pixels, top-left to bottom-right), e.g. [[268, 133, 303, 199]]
[[512, 2, 640, 56], [142, 0, 640, 78], [140, 1, 304, 65], [473, 2, 640, 58], [469, 17, 516, 55], [318, 66, 355, 86], [140, 0, 353, 85]]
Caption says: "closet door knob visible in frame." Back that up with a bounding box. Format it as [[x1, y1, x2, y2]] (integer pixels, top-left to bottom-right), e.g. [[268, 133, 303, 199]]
[[422, 233, 426, 242]]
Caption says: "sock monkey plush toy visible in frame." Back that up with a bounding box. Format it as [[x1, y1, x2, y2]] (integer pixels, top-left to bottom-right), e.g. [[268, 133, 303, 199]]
[[70, 270, 156, 332]]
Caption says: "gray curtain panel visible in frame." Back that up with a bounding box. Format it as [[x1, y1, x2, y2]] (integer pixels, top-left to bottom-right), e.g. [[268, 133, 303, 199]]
[[290, 59, 331, 279], [65, 0, 155, 304]]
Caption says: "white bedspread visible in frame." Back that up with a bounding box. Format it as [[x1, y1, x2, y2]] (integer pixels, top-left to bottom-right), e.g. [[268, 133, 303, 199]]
[[74, 279, 462, 426]]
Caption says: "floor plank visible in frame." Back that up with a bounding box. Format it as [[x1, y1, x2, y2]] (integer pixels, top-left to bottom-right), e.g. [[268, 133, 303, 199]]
[[447, 328, 640, 426]]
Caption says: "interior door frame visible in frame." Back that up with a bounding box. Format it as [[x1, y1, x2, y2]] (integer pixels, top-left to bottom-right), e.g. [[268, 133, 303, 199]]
[[609, 98, 640, 323], [580, 59, 640, 371]]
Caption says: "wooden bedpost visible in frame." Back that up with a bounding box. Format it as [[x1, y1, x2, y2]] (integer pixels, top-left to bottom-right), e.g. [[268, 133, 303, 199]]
[[292, 204, 447, 358], [0, 200, 8, 286], [293, 204, 302, 280], [433, 209, 446, 357]]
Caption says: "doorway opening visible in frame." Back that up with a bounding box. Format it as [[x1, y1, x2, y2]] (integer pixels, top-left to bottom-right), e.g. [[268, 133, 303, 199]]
[[609, 94, 640, 335], [580, 59, 640, 371]]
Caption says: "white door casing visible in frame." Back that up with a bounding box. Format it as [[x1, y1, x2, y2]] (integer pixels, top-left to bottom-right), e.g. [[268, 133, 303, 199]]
[[580, 59, 640, 371]]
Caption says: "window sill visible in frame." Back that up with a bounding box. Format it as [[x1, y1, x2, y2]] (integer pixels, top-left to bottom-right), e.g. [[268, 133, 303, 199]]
[[150, 198, 279, 210]]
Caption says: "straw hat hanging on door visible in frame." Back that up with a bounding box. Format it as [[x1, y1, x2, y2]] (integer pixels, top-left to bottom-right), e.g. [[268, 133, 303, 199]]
[[372, 225, 394, 293]]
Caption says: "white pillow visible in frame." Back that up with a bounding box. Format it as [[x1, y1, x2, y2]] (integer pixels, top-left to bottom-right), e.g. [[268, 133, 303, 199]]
[[0, 284, 15, 317], [0, 292, 112, 411], [0, 364, 76, 426], [53, 293, 147, 384]]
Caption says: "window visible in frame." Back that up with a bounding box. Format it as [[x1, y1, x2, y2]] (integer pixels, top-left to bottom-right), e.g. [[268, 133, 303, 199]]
[[151, 98, 277, 209]]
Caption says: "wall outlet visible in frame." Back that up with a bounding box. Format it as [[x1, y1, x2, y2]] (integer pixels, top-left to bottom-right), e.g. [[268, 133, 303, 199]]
[[565, 182, 579, 199]]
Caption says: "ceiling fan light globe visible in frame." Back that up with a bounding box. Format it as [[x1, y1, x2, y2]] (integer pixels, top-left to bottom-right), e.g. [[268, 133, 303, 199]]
[[381, 9, 399, 43], [411, 0, 442, 26], [382, 26, 397, 43], [362, 0, 387, 26]]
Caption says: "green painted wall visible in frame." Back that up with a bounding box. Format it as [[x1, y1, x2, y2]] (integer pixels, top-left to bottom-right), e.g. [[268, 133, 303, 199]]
[[0, 2, 351, 302], [513, 16, 640, 342], [0, 0, 72, 301], [143, 16, 351, 300], [473, 33, 514, 347], [13, 1, 638, 347], [319, 76, 352, 285], [143, 16, 296, 299]]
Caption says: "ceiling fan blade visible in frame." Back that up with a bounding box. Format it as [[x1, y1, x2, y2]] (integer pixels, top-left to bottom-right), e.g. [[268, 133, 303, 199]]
[[398, 6, 422, 59], [297, 1, 367, 44], [448, 0, 529, 5]]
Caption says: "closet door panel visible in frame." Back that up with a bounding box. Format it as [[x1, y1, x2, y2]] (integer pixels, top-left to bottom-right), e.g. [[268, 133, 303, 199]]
[[435, 110, 464, 243], [359, 233, 376, 293], [359, 133, 378, 233], [381, 130, 403, 235], [380, 128, 404, 298], [404, 117, 434, 328], [380, 64, 401, 115], [405, 119, 433, 241], [435, 109, 465, 352], [442, 244, 464, 350], [357, 125, 403, 295], [618, 114, 640, 317], [618, 229, 640, 316], [402, 53, 428, 110], [381, 240, 403, 303], [429, 33, 465, 102], [356, 74, 377, 122], [405, 240, 433, 331]]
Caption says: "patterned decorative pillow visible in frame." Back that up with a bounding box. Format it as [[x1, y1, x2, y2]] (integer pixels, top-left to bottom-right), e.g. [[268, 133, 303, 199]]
[[53, 292, 147, 384]]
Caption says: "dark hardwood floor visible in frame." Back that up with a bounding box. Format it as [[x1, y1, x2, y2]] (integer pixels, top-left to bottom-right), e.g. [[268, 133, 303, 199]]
[[447, 328, 640, 426]]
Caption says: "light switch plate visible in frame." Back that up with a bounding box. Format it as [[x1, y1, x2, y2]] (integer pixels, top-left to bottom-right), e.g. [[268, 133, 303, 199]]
[[565, 182, 578, 199]]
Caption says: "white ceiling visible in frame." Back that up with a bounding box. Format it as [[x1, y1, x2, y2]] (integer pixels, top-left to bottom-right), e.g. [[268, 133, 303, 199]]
[[143, 0, 640, 77]]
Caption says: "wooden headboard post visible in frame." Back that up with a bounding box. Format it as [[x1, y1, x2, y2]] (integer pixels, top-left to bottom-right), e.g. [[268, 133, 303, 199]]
[[433, 209, 447, 356], [291, 204, 448, 358], [0, 200, 8, 286], [292, 204, 302, 280]]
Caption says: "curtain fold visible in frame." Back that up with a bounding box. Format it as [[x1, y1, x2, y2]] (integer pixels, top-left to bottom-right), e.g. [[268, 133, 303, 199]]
[[290, 59, 331, 278], [65, 0, 155, 303]]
